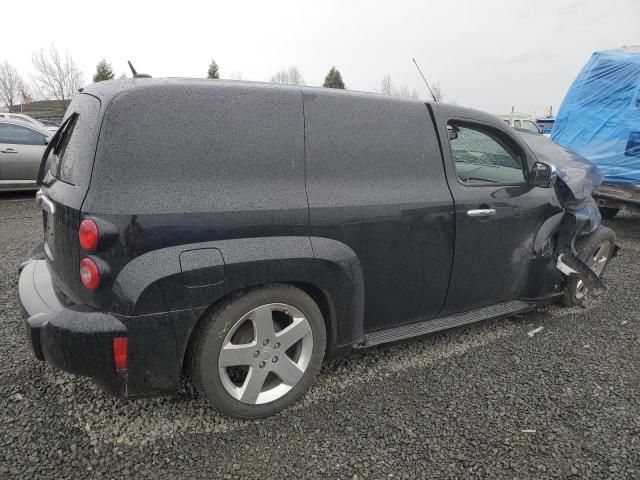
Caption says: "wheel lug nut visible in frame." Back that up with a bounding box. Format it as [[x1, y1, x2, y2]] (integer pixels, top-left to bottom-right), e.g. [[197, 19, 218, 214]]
[[253, 351, 260, 358], [274, 343, 280, 349], [272, 356, 278, 363], [259, 361, 266, 368]]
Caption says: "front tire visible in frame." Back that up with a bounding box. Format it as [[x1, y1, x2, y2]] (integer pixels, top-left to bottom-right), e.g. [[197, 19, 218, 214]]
[[562, 225, 616, 306], [189, 285, 326, 419]]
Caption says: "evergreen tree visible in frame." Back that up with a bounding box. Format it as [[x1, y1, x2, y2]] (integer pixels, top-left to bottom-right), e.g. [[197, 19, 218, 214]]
[[93, 59, 114, 83], [207, 59, 220, 79], [323, 67, 345, 89]]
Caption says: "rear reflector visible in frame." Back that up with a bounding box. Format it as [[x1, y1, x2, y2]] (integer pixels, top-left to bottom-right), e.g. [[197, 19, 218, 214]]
[[79, 258, 100, 290], [112, 337, 128, 372]]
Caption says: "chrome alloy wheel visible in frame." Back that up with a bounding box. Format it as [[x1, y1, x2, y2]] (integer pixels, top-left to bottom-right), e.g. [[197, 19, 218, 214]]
[[576, 240, 613, 299], [218, 303, 314, 405]]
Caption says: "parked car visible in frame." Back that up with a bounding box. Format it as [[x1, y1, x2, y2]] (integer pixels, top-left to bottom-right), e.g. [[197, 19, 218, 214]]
[[0, 120, 51, 191], [0, 113, 58, 133], [536, 116, 555, 134], [592, 182, 640, 218], [499, 113, 544, 134], [19, 79, 615, 419]]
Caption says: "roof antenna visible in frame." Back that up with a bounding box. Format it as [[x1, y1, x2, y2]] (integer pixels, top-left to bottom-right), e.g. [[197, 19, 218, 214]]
[[412, 58, 437, 102], [127, 60, 152, 78]]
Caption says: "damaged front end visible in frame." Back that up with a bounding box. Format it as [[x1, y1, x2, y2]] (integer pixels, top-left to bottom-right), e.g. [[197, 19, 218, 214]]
[[520, 132, 618, 298]]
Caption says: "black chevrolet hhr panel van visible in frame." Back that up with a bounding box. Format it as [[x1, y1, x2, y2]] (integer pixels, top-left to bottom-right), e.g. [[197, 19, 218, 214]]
[[19, 79, 615, 418]]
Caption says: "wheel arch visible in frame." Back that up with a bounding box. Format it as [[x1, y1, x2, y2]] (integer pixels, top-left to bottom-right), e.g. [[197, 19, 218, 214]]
[[143, 236, 365, 375]]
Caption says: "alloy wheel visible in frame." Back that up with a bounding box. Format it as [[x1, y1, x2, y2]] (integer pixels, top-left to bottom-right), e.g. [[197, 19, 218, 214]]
[[218, 303, 314, 405]]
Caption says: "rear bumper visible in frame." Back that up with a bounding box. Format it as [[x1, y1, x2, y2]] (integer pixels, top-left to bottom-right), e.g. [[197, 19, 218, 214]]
[[18, 257, 181, 397]]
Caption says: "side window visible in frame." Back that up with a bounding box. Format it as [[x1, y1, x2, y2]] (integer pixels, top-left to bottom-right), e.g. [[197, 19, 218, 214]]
[[523, 120, 540, 133], [448, 123, 526, 185], [0, 124, 11, 143], [0, 124, 46, 146], [513, 119, 522, 128]]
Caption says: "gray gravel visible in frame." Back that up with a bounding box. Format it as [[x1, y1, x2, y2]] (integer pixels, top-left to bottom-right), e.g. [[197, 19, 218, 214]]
[[0, 191, 639, 480]]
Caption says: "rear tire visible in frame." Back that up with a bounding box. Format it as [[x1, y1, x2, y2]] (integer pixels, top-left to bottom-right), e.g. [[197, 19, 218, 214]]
[[599, 207, 620, 220], [562, 225, 616, 306], [189, 284, 326, 419]]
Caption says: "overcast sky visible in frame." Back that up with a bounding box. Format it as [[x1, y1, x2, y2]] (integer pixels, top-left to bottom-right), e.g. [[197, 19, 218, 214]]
[[3, 0, 639, 115]]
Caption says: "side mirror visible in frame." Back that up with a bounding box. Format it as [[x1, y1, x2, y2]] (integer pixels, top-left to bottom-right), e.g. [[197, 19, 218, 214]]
[[44, 137, 50, 145], [530, 161, 556, 188], [447, 125, 459, 140]]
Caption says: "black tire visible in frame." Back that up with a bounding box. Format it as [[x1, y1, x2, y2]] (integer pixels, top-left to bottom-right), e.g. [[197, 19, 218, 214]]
[[599, 207, 620, 220], [189, 284, 326, 419], [562, 225, 616, 306]]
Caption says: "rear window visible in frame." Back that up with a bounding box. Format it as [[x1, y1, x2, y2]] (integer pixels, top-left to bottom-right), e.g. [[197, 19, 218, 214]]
[[48, 94, 101, 186]]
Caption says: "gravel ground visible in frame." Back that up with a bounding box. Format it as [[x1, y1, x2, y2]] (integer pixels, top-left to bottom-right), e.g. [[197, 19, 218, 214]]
[[0, 192, 638, 480]]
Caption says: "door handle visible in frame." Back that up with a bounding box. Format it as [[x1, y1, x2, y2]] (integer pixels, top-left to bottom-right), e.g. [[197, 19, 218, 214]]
[[467, 208, 496, 217], [1, 148, 17, 153]]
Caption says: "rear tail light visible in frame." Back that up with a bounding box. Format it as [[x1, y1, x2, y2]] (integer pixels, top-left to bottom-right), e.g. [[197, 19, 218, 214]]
[[79, 258, 100, 290], [79, 219, 99, 251], [112, 337, 128, 372]]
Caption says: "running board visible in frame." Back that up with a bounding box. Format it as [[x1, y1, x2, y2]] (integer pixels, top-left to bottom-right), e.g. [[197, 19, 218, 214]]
[[359, 300, 533, 347]]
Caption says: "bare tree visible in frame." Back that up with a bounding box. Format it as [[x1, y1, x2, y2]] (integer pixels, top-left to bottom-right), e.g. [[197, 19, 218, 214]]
[[229, 71, 243, 80], [287, 66, 305, 86], [430, 82, 444, 102], [0, 61, 24, 109], [270, 66, 305, 86], [380, 75, 418, 99], [380, 74, 394, 95], [31, 45, 83, 102], [396, 85, 419, 99], [271, 69, 289, 84]]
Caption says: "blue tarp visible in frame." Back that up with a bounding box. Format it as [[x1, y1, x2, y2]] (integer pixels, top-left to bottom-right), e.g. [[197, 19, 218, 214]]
[[551, 46, 640, 185]]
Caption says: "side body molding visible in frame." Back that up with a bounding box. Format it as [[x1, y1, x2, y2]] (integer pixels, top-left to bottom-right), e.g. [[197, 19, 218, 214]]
[[113, 236, 365, 367]]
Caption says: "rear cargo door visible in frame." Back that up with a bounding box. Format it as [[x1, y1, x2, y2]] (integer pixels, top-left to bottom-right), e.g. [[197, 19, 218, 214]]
[[40, 94, 102, 304]]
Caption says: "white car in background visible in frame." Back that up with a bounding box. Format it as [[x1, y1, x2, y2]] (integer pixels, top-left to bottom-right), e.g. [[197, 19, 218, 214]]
[[499, 113, 544, 135], [0, 113, 58, 133]]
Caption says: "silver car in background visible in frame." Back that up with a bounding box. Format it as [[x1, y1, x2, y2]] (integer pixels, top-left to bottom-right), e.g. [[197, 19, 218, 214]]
[[0, 113, 58, 133], [0, 120, 51, 191]]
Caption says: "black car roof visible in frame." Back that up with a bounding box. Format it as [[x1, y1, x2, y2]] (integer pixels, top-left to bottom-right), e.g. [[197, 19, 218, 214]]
[[80, 77, 491, 122]]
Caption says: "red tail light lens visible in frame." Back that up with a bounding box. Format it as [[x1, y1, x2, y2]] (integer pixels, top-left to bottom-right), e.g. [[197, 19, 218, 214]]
[[112, 337, 128, 372], [79, 258, 100, 290], [79, 219, 99, 251]]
